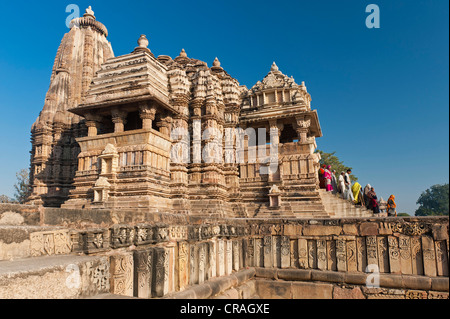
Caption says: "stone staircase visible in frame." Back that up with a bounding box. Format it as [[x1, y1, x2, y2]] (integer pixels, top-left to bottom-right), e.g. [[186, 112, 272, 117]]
[[318, 189, 373, 218]]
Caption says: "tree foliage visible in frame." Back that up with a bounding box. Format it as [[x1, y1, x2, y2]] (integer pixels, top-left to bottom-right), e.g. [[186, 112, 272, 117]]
[[415, 183, 449, 216], [316, 150, 358, 182], [0, 194, 14, 203], [13, 168, 31, 204]]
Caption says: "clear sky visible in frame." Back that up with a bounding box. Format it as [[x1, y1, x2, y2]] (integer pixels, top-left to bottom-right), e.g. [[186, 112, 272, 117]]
[[0, 0, 448, 215]]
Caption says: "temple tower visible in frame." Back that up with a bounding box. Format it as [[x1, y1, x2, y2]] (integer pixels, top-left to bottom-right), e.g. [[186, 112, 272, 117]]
[[28, 7, 114, 206]]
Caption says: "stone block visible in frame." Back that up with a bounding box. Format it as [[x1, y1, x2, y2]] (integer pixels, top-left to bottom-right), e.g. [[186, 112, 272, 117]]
[[134, 224, 155, 246], [345, 272, 367, 285], [365, 236, 378, 269], [254, 267, 276, 279], [110, 225, 133, 249], [431, 277, 449, 292], [431, 224, 448, 241], [333, 286, 365, 299], [335, 238, 346, 272], [388, 236, 401, 274], [283, 223, 302, 237], [435, 240, 449, 276], [216, 239, 225, 276], [356, 237, 366, 273], [189, 244, 199, 285], [399, 235, 413, 275], [421, 236, 437, 277], [225, 240, 233, 275], [428, 291, 449, 299], [343, 224, 358, 235], [133, 248, 153, 298], [263, 236, 273, 268], [280, 236, 290, 269], [153, 247, 170, 297], [405, 290, 428, 299], [255, 280, 292, 299], [298, 238, 308, 269], [310, 269, 345, 283], [379, 274, 403, 289], [401, 275, 431, 290], [302, 225, 342, 236], [84, 229, 110, 254], [316, 239, 327, 270], [290, 239, 299, 268], [234, 268, 256, 284], [377, 236, 389, 273], [326, 240, 337, 271], [29, 229, 72, 257], [308, 239, 317, 269], [277, 269, 311, 281], [360, 223, 379, 236], [411, 237, 424, 275], [291, 282, 333, 299], [346, 240, 357, 272], [110, 252, 134, 297], [178, 242, 189, 290]]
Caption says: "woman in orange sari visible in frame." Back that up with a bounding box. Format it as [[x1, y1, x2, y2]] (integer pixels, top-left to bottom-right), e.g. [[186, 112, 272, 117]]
[[387, 195, 397, 216]]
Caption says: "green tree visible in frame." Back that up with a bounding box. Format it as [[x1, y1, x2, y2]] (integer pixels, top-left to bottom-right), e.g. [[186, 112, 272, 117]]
[[415, 183, 449, 216], [397, 213, 410, 217], [0, 194, 14, 203], [316, 150, 358, 182], [13, 168, 31, 204]]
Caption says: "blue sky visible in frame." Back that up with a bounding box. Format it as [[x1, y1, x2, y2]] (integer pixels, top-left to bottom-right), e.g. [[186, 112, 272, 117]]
[[0, 0, 448, 215]]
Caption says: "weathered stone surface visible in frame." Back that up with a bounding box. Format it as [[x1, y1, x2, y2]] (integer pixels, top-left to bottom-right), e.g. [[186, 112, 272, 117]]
[[431, 277, 449, 292], [302, 225, 341, 236], [421, 236, 437, 277], [291, 282, 333, 299], [256, 280, 292, 299], [333, 286, 365, 299], [133, 248, 153, 298], [110, 252, 134, 297], [277, 269, 311, 281], [360, 223, 379, 236], [342, 224, 358, 235]]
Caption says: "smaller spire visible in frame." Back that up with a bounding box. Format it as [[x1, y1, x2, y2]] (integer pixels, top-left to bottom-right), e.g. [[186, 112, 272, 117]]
[[83, 6, 95, 19], [137, 35, 149, 49], [179, 49, 187, 58], [211, 57, 223, 73], [270, 61, 279, 72], [134, 34, 152, 55]]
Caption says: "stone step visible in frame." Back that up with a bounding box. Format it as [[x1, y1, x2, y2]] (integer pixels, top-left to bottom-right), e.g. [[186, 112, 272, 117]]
[[0, 254, 110, 299]]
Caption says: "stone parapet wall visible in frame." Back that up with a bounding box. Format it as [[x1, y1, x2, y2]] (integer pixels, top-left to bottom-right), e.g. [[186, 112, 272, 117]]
[[0, 206, 448, 298], [65, 216, 450, 298]]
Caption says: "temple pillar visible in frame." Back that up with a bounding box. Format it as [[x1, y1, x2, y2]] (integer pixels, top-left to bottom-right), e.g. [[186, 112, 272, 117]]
[[111, 108, 127, 133], [295, 117, 311, 143], [139, 101, 157, 130]]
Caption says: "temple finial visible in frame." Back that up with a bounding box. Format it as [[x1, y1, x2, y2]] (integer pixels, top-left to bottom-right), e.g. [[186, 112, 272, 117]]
[[179, 49, 187, 58], [213, 57, 221, 67], [271, 61, 279, 72], [84, 6, 95, 19], [137, 35, 149, 49]]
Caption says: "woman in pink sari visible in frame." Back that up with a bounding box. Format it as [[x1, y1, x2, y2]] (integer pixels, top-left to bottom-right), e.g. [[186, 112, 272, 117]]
[[324, 165, 333, 192]]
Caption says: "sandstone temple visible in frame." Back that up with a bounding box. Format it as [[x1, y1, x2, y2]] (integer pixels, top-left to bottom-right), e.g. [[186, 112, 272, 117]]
[[0, 7, 447, 300]]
